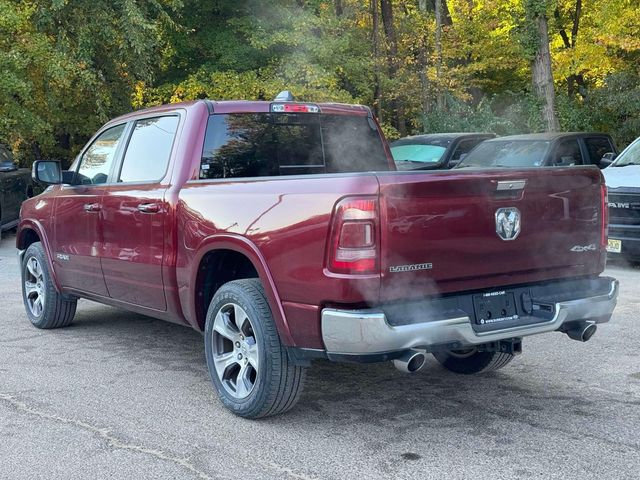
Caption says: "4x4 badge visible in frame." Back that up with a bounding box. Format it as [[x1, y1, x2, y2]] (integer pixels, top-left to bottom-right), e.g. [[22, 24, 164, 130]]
[[495, 207, 521, 241]]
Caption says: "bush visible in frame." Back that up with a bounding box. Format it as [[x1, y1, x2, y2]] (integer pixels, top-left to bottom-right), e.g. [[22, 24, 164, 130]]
[[417, 92, 545, 136]]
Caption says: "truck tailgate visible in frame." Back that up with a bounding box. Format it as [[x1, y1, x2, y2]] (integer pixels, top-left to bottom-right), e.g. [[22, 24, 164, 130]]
[[377, 168, 605, 302]]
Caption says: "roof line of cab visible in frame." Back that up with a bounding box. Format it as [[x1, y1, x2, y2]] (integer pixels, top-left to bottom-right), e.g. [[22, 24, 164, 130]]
[[106, 99, 371, 126]]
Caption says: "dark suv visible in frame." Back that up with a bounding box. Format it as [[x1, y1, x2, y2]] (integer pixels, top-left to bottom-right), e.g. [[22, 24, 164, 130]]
[[1, 146, 33, 239], [456, 132, 617, 169]]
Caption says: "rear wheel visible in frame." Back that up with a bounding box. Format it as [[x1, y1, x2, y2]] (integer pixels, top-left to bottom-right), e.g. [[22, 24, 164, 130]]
[[204, 279, 306, 419], [22, 242, 77, 329], [433, 347, 514, 374]]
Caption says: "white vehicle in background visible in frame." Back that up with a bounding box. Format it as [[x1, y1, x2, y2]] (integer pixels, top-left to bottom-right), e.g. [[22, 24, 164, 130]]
[[603, 136, 640, 263]]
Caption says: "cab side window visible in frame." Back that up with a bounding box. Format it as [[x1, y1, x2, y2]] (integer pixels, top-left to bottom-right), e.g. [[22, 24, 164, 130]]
[[584, 137, 615, 167], [118, 116, 179, 183], [551, 139, 583, 166], [450, 139, 483, 164], [76, 124, 127, 185]]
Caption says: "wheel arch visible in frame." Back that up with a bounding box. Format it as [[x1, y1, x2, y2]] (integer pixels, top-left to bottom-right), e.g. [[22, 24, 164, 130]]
[[17, 220, 62, 292], [189, 234, 294, 346]]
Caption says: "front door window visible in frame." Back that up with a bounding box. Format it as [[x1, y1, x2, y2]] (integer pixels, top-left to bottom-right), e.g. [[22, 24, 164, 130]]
[[76, 124, 127, 185]]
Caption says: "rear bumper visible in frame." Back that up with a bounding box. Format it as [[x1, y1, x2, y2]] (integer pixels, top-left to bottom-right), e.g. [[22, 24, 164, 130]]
[[321, 277, 618, 357]]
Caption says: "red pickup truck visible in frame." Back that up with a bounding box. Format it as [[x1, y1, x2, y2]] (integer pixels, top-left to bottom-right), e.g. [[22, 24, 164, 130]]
[[18, 97, 618, 418]]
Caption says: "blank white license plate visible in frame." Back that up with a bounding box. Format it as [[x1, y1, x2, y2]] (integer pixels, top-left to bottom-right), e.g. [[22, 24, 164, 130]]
[[607, 239, 622, 253]]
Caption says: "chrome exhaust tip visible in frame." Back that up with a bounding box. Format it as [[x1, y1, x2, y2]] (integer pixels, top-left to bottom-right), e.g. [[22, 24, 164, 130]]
[[564, 322, 597, 342], [393, 349, 427, 373]]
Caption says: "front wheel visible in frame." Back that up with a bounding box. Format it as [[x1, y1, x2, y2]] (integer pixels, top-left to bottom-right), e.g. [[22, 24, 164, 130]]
[[433, 347, 514, 374], [22, 242, 77, 329], [204, 279, 306, 419]]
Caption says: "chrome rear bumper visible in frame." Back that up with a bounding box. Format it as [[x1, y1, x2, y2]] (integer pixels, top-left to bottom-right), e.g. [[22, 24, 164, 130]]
[[321, 278, 618, 356]]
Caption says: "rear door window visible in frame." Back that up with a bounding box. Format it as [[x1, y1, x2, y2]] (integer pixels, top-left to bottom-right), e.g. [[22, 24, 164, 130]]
[[118, 116, 179, 183], [200, 113, 389, 179]]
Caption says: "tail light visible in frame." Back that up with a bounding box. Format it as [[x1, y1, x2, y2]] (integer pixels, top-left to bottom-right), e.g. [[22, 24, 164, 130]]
[[327, 196, 379, 274], [601, 184, 608, 248]]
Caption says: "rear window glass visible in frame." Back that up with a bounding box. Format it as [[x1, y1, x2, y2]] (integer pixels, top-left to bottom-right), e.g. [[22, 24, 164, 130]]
[[200, 113, 389, 179]]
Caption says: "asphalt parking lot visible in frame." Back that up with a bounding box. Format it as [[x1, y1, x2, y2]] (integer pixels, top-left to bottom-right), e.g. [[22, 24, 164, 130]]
[[1, 231, 639, 480]]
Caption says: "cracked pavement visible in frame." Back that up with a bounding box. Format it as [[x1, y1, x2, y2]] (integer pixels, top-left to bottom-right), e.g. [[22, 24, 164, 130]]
[[1, 231, 639, 479]]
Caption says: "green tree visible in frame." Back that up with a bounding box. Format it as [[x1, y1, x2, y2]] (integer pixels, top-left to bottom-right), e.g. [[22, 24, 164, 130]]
[[2, 0, 640, 161], [1, 0, 180, 165]]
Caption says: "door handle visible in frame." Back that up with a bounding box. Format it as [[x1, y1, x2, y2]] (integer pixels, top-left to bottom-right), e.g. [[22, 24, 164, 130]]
[[137, 203, 160, 214], [83, 203, 101, 212]]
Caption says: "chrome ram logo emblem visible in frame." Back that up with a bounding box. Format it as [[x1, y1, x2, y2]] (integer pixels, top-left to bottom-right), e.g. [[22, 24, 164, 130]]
[[495, 207, 521, 241]]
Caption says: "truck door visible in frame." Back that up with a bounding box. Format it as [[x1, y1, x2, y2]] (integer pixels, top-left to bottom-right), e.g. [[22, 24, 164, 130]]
[[53, 124, 128, 296], [100, 115, 179, 311]]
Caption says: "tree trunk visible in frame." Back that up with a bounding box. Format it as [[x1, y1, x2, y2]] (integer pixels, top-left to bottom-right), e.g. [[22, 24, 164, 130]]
[[424, 0, 452, 25], [380, 0, 406, 135], [434, 0, 445, 111], [555, 0, 585, 98], [417, 0, 431, 118], [531, 13, 559, 131], [371, 0, 382, 121], [335, 0, 343, 16]]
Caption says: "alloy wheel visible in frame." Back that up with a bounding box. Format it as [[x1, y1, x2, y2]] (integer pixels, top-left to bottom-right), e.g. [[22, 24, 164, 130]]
[[24, 256, 46, 317], [211, 303, 260, 399]]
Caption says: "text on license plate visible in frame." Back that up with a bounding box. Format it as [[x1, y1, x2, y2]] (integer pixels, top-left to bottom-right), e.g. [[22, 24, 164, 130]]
[[607, 239, 622, 253], [472, 291, 518, 325]]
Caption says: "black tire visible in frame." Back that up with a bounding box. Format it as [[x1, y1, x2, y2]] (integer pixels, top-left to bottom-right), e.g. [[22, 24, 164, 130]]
[[22, 242, 77, 329], [433, 347, 514, 374], [204, 279, 306, 419]]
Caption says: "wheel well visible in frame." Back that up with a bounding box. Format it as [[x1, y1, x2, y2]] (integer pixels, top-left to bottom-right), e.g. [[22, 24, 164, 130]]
[[195, 249, 259, 330], [18, 228, 40, 250]]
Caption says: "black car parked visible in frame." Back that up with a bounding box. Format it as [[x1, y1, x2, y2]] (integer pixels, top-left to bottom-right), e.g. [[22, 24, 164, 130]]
[[0, 146, 33, 239], [390, 133, 496, 170], [456, 132, 617, 169]]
